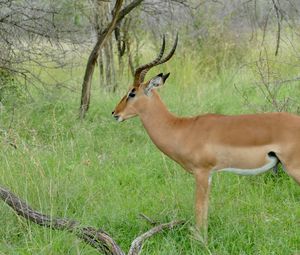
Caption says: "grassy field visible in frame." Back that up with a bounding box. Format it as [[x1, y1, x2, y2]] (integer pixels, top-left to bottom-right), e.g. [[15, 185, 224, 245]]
[[1, 41, 300, 254]]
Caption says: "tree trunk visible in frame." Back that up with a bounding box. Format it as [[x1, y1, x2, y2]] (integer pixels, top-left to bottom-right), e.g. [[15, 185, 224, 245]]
[[79, 0, 123, 119], [99, 49, 105, 85], [108, 37, 117, 92], [79, 0, 143, 119], [104, 38, 112, 89]]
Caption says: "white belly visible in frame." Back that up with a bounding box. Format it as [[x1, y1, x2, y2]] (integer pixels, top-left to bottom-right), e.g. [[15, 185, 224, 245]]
[[218, 155, 278, 176]]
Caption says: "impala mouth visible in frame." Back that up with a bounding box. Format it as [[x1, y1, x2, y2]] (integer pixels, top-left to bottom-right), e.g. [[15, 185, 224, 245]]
[[113, 114, 123, 122]]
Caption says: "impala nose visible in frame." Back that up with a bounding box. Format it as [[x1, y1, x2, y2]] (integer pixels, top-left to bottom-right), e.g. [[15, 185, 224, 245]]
[[112, 111, 120, 121]]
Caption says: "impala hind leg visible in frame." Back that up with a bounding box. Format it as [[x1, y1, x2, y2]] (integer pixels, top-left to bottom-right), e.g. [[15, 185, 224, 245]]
[[281, 157, 300, 185], [194, 171, 211, 242], [285, 167, 300, 185]]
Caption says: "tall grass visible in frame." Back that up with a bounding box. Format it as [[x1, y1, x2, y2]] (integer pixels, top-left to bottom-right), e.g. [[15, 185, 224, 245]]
[[0, 37, 300, 254]]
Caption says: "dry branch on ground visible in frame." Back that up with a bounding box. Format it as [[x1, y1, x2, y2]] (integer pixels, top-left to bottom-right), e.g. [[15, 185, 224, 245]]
[[0, 185, 185, 255]]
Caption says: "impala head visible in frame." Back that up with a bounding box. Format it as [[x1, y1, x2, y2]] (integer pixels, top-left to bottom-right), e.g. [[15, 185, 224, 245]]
[[112, 35, 178, 122]]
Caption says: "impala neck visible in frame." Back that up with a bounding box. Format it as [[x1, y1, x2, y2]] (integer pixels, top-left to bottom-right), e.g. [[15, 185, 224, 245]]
[[136, 92, 183, 159]]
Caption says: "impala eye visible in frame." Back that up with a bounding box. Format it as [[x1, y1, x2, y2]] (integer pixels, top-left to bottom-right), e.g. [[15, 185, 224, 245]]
[[128, 88, 136, 98], [128, 92, 135, 98]]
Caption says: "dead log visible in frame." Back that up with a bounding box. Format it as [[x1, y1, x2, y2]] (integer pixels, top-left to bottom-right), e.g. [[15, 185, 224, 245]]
[[0, 185, 185, 255]]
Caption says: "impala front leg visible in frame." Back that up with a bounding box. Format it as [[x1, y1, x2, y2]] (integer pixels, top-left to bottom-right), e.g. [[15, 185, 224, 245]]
[[194, 170, 211, 239]]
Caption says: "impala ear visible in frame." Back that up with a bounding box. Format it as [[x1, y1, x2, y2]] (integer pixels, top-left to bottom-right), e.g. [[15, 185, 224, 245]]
[[145, 73, 170, 96], [162, 72, 170, 82]]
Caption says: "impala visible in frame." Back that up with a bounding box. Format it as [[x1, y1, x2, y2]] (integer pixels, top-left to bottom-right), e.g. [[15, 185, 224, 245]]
[[112, 35, 300, 234]]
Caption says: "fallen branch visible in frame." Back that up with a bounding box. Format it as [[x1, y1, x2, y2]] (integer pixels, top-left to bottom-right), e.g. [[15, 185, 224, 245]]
[[0, 185, 184, 255], [128, 219, 185, 255], [138, 213, 159, 225]]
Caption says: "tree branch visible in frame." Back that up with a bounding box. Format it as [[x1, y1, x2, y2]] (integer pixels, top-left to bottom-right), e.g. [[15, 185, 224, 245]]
[[271, 0, 282, 56], [79, 0, 124, 119], [117, 0, 143, 25], [0, 186, 125, 255], [128, 219, 185, 255], [0, 185, 185, 254]]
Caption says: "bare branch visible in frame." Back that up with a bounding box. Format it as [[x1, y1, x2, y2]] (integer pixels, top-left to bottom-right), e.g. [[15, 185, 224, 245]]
[[271, 0, 282, 56], [117, 0, 143, 24], [138, 213, 159, 226], [0, 185, 185, 255], [79, 0, 124, 118], [128, 220, 185, 255], [79, 0, 144, 118], [0, 186, 125, 255]]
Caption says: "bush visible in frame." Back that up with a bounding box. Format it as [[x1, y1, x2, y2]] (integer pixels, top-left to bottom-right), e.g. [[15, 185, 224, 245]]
[[0, 70, 27, 107]]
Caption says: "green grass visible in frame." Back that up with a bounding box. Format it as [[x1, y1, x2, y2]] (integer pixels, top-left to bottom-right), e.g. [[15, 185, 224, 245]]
[[1, 40, 300, 254]]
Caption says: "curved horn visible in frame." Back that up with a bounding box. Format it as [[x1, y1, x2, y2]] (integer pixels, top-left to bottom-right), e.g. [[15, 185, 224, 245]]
[[133, 35, 166, 87], [139, 34, 178, 83]]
